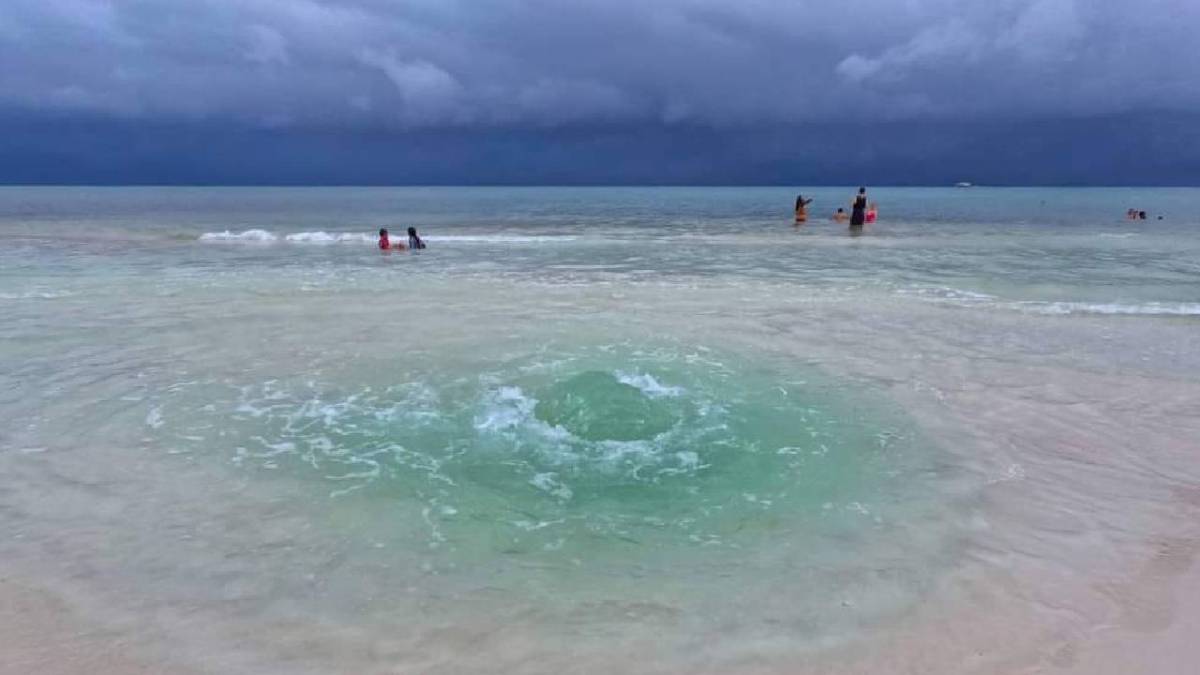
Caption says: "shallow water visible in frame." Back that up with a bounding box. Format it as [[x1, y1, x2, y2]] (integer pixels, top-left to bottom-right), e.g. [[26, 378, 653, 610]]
[[1, 187, 1199, 673]]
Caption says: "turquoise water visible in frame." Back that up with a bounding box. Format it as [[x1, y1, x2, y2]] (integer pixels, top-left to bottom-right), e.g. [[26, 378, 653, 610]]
[[1, 186, 1199, 673], [150, 343, 925, 561]]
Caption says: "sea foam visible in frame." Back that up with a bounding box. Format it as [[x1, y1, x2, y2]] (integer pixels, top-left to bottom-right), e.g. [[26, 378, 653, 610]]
[[198, 229, 278, 242], [615, 371, 685, 398], [285, 232, 373, 243], [1019, 301, 1200, 316], [199, 230, 577, 244]]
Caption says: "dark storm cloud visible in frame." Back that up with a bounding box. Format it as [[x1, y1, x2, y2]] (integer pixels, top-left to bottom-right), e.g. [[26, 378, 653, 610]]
[[3, 0, 1199, 129]]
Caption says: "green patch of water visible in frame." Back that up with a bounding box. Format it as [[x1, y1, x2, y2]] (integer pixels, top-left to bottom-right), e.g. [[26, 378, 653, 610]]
[[149, 343, 929, 568], [534, 371, 677, 442]]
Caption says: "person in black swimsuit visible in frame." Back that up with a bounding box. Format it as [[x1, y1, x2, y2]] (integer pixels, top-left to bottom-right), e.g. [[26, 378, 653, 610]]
[[850, 187, 867, 232], [407, 226, 426, 250]]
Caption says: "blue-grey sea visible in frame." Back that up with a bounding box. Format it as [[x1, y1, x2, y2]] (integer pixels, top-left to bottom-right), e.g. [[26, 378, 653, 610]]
[[2, 187, 1198, 673]]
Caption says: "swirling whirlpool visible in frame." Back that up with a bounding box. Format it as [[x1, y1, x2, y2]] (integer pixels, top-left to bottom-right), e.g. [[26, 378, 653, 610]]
[[148, 345, 929, 563]]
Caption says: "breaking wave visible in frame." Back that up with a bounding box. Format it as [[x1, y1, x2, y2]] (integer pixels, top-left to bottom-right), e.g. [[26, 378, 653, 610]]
[[198, 230, 577, 244]]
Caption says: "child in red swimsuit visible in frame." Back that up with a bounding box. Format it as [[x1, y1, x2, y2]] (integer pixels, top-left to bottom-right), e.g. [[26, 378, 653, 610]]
[[378, 228, 406, 250]]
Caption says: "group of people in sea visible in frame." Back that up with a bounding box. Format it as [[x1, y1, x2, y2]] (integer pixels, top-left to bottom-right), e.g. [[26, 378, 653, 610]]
[[794, 187, 877, 233], [375, 195, 1163, 251], [378, 226, 426, 251], [1126, 208, 1164, 221]]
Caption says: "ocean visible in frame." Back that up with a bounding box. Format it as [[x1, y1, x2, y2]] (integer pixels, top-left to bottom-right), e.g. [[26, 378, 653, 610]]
[[2, 186, 1199, 673]]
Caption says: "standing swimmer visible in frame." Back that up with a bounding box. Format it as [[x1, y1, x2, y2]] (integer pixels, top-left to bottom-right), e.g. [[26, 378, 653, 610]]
[[850, 187, 868, 233], [794, 194, 814, 224]]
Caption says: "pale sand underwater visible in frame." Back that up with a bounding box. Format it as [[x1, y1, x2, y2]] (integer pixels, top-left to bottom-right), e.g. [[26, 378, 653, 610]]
[[2, 187, 1199, 674]]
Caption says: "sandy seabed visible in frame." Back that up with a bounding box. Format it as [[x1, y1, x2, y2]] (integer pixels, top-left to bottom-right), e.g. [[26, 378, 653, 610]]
[[3, 280, 1200, 675]]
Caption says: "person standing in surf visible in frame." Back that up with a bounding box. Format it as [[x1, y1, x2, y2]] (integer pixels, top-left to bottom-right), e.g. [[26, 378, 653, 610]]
[[849, 187, 868, 233], [794, 194, 813, 224]]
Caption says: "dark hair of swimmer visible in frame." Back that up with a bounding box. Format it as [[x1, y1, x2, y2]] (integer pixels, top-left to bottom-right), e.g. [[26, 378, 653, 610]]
[[858, 187, 866, 194], [379, 228, 388, 237], [1139, 211, 1147, 219], [406, 226, 426, 250], [837, 208, 845, 213]]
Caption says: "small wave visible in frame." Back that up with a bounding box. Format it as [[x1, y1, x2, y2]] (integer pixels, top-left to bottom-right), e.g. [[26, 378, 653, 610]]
[[199, 230, 371, 244], [145, 405, 164, 429], [899, 285, 1200, 317], [896, 286, 997, 303], [0, 290, 74, 300], [1017, 301, 1200, 317], [615, 371, 685, 398], [529, 472, 574, 501], [199, 229, 278, 242], [285, 232, 373, 244], [473, 386, 539, 433], [199, 230, 577, 244], [426, 235, 577, 244]]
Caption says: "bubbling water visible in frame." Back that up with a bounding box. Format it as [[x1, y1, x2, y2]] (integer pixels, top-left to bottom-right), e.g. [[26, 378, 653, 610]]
[[149, 344, 928, 565], [533, 371, 677, 441]]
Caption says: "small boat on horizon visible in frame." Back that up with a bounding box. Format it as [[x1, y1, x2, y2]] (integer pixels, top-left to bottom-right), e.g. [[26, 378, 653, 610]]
[[955, 182, 974, 188]]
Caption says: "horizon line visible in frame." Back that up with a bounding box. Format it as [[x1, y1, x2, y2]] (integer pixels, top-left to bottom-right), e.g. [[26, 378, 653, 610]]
[[1, 183, 1198, 189]]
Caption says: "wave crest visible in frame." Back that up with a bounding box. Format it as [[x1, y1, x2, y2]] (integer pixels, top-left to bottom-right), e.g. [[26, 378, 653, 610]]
[[1020, 301, 1200, 317], [198, 229, 278, 242], [198, 230, 577, 244]]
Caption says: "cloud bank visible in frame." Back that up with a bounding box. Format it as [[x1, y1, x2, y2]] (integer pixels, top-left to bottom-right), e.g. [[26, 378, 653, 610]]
[[2, 0, 1198, 130]]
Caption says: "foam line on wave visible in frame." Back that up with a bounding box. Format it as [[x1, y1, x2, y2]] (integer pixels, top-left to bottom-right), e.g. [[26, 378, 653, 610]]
[[198, 230, 578, 244]]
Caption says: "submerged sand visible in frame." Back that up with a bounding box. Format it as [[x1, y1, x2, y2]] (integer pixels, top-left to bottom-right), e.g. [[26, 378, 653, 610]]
[[4, 287, 1199, 674]]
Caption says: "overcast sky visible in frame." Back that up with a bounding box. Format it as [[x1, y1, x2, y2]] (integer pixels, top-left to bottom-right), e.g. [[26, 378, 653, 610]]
[[3, 0, 1200, 183]]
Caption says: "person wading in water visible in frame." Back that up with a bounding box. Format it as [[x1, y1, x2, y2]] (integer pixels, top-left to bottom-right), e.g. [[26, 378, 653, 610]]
[[849, 187, 868, 234], [794, 194, 814, 224]]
